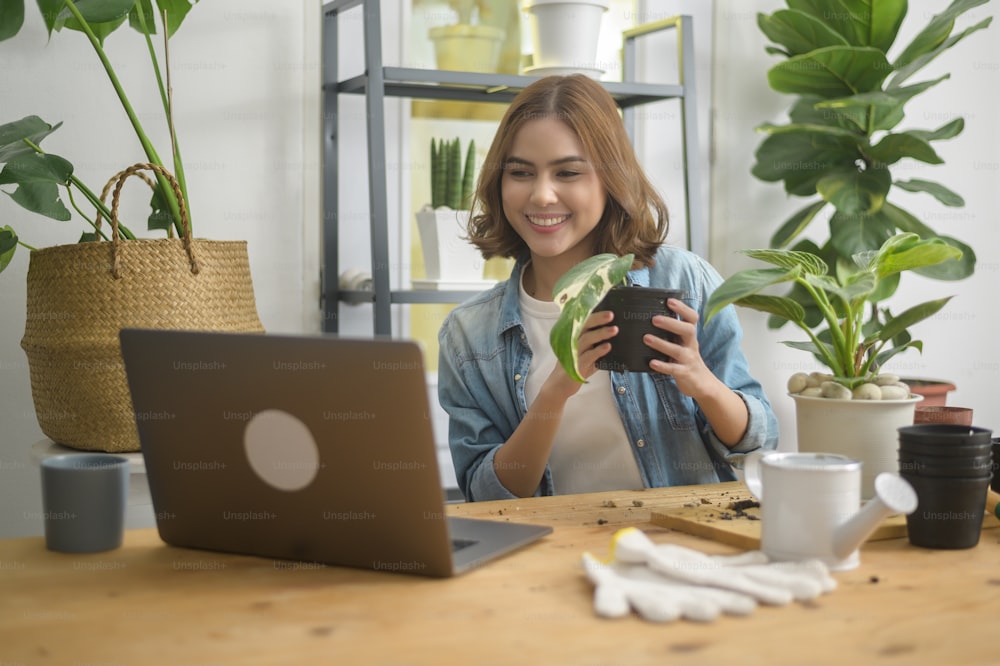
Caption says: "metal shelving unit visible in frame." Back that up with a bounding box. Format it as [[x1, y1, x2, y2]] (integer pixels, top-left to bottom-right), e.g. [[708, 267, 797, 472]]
[[321, 0, 703, 335]]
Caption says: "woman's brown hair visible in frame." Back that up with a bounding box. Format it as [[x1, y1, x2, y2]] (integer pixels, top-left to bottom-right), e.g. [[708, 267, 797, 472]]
[[467, 74, 669, 267]]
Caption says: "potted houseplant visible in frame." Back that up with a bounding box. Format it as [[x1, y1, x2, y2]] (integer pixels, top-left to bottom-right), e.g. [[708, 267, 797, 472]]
[[0, 1, 264, 453], [414, 136, 485, 286], [427, 0, 504, 74], [703, 233, 962, 496], [751, 0, 992, 406], [549, 253, 682, 383]]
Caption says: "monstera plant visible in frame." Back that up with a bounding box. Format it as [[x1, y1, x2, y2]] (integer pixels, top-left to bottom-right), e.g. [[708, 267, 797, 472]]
[[752, 0, 990, 330], [0, 0, 199, 274]]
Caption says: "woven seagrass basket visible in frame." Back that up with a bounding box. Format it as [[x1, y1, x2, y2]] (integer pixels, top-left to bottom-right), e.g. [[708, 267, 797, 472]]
[[20, 164, 264, 452]]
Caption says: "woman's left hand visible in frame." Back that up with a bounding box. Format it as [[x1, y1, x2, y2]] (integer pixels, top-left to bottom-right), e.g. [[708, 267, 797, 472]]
[[643, 298, 716, 399]]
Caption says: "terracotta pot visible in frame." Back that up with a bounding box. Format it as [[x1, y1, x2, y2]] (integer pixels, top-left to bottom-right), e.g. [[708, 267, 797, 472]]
[[904, 378, 957, 407], [914, 405, 973, 426]]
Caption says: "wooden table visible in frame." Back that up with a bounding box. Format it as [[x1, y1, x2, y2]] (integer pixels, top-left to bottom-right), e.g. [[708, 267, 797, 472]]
[[2, 482, 998, 665]]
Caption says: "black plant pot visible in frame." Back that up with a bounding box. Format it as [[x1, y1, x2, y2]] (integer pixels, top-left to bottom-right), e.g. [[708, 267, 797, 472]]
[[900, 471, 990, 549], [594, 286, 686, 373]]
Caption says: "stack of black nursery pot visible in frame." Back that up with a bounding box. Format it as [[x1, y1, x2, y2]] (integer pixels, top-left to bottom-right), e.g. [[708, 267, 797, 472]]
[[898, 424, 993, 549]]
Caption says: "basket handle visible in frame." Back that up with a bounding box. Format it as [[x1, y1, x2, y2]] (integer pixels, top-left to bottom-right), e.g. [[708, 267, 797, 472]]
[[95, 163, 199, 279]]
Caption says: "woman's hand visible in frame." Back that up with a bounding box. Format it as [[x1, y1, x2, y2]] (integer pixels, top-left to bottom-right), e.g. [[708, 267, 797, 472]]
[[644, 299, 716, 399], [644, 298, 749, 446], [543, 309, 617, 401]]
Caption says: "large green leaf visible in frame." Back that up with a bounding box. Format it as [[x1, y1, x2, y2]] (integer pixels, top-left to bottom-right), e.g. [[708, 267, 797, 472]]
[[0, 116, 63, 163], [914, 237, 974, 281], [741, 248, 827, 275], [705, 266, 802, 324], [894, 178, 964, 207], [816, 164, 892, 215], [767, 46, 892, 98], [874, 233, 963, 278], [890, 15, 993, 87], [893, 0, 989, 71], [869, 132, 943, 166], [155, 0, 198, 37], [550, 254, 634, 383], [56, 0, 135, 44], [0, 0, 25, 41], [828, 209, 896, 259], [757, 9, 849, 56], [786, 0, 907, 51], [814, 75, 949, 132], [909, 117, 965, 142], [876, 296, 953, 342], [752, 127, 861, 196], [0, 152, 74, 220], [771, 199, 827, 248], [0, 226, 17, 272]]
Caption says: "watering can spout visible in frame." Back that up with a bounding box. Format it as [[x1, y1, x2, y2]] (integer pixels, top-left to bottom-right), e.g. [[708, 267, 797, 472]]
[[831, 473, 918, 561]]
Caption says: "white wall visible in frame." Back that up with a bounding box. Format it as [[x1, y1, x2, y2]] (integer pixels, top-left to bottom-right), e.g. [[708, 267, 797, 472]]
[[0, 1, 321, 537], [712, 1, 1000, 450]]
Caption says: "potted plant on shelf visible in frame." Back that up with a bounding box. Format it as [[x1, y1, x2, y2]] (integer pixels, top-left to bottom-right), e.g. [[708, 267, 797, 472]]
[[751, 0, 991, 406], [521, 0, 609, 77], [426, 0, 505, 74], [0, 1, 264, 453], [414, 136, 485, 287], [703, 233, 962, 497]]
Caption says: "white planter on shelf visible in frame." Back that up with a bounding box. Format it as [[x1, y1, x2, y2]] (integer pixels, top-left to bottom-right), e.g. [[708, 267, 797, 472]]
[[521, 0, 609, 72], [429, 24, 505, 73], [415, 207, 484, 285], [791, 393, 922, 500]]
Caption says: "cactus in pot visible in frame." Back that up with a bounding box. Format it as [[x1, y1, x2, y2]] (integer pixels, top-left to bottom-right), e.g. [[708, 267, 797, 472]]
[[417, 137, 482, 283], [430, 137, 475, 211]]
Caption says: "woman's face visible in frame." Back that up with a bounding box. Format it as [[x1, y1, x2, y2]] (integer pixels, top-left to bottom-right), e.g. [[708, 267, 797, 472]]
[[501, 116, 607, 268]]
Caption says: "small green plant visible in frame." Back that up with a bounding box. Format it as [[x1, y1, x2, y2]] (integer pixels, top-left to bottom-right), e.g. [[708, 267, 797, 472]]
[[704, 233, 961, 390], [0, 0, 200, 275], [430, 137, 475, 210], [550, 253, 634, 383]]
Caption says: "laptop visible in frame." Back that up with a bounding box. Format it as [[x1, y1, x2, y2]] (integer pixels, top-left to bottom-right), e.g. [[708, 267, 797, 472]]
[[119, 328, 552, 577]]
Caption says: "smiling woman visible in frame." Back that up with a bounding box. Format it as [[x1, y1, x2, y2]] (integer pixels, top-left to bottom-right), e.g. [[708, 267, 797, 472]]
[[436, 74, 778, 502]]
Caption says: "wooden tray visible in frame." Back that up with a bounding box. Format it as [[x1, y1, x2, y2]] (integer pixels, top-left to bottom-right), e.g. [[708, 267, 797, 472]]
[[649, 496, 907, 550]]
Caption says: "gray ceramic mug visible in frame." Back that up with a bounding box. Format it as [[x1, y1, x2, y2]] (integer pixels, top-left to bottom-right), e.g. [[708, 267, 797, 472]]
[[40, 454, 130, 553]]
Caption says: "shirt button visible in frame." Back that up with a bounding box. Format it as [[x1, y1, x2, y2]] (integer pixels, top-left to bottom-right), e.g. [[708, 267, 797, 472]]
[[514, 373, 522, 381], [636, 439, 646, 448], [616, 386, 626, 395]]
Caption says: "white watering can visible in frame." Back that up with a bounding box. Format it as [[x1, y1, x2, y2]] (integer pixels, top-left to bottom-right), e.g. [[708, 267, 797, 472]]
[[743, 451, 918, 571]]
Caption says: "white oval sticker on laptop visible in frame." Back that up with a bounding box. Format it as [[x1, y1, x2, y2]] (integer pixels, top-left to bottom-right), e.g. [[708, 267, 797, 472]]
[[244, 409, 320, 491]]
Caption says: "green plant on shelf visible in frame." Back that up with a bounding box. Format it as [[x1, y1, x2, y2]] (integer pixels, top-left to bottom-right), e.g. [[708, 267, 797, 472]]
[[430, 137, 475, 210]]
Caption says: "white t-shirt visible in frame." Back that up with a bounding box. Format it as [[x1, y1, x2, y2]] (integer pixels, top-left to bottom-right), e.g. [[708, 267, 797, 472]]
[[518, 269, 645, 494]]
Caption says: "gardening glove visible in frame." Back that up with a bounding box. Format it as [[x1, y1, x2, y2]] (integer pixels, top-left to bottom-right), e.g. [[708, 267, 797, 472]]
[[610, 527, 837, 606], [582, 552, 759, 622]]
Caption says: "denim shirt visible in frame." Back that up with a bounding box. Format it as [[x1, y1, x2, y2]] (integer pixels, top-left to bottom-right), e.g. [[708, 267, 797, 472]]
[[437, 246, 779, 501]]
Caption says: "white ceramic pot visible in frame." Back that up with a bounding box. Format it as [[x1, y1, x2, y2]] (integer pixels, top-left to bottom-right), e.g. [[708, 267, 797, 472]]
[[791, 393, 922, 499], [521, 0, 609, 70], [415, 207, 484, 283], [429, 24, 504, 73]]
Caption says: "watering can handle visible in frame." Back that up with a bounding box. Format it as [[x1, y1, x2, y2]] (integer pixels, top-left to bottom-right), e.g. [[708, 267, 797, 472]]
[[742, 450, 765, 501]]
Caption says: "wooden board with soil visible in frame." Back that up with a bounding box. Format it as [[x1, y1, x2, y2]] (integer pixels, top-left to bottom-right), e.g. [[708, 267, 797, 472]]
[[649, 494, 908, 551]]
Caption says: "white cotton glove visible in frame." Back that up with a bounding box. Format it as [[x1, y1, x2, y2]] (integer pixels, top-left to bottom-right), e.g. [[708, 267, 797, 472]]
[[610, 527, 837, 606], [582, 528, 837, 623], [582, 552, 758, 622]]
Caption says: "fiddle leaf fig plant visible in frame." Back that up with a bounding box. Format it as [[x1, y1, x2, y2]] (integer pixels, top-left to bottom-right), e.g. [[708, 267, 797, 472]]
[[550, 253, 634, 383], [752, 0, 991, 325], [704, 233, 962, 394], [0, 0, 200, 275]]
